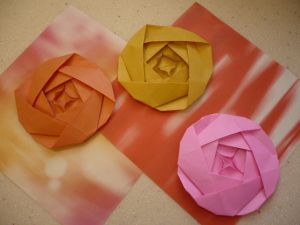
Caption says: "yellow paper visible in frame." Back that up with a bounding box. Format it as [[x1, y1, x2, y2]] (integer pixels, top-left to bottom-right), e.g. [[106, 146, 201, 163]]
[[118, 25, 213, 111]]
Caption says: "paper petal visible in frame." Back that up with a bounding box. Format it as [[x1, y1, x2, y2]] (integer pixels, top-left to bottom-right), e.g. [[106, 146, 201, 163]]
[[15, 89, 66, 136], [27, 54, 73, 104], [120, 81, 188, 107], [34, 91, 55, 116], [59, 66, 114, 101], [43, 72, 72, 92], [97, 97, 115, 128], [219, 133, 251, 150], [178, 147, 215, 194]]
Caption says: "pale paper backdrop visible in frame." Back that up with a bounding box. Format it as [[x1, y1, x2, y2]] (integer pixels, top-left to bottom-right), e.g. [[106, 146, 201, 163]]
[[0, 0, 300, 225]]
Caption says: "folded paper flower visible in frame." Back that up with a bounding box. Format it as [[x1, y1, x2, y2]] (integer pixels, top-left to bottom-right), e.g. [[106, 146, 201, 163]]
[[178, 113, 280, 216], [15, 54, 115, 148], [118, 25, 212, 111]]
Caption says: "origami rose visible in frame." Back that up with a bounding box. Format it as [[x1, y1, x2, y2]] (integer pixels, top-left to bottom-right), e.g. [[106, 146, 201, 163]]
[[15, 54, 115, 148], [118, 25, 212, 111], [178, 113, 280, 216]]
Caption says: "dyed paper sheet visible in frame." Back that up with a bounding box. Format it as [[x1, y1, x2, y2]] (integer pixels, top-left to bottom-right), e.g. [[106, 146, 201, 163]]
[[101, 3, 300, 225], [0, 7, 141, 225]]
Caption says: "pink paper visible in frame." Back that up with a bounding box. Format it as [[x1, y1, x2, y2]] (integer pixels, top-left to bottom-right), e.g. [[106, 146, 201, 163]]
[[178, 113, 280, 216]]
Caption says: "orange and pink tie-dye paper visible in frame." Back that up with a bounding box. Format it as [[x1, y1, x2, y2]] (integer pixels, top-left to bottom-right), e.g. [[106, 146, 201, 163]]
[[0, 6, 141, 225]]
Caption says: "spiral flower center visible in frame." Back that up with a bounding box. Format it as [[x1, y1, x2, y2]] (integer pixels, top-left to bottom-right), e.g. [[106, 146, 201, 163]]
[[46, 80, 82, 114], [219, 154, 243, 174], [154, 55, 179, 78], [220, 155, 236, 170], [53, 85, 78, 110], [145, 43, 189, 82], [211, 144, 246, 179]]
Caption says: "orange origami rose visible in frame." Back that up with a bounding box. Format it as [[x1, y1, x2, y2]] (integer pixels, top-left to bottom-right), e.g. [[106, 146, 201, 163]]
[[15, 54, 115, 148]]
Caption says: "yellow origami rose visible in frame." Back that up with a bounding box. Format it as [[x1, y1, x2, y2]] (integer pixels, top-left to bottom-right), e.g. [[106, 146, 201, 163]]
[[118, 25, 213, 111]]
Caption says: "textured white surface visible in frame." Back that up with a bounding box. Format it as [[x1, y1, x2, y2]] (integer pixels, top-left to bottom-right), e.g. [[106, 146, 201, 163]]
[[0, 1, 300, 225]]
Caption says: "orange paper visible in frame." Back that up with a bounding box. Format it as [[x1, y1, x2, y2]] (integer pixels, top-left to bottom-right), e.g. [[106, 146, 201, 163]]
[[15, 53, 115, 148]]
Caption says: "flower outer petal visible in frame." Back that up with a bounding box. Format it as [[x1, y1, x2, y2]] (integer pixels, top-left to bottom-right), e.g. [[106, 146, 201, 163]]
[[72, 79, 92, 102], [242, 131, 279, 197], [43, 72, 72, 93], [144, 25, 208, 43], [27, 54, 73, 105], [34, 91, 55, 116], [59, 65, 115, 101], [156, 96, 188, 111], [97, 97, 115, 128], [168, 42, 189, 63], [120, 81, 188, 108], [118, 56, 133, 82], [120, 26, 146, 82], [187, 42, 212, 106], [144, 41, 169, 62], [15, 88, 66, 136], [236, 189, 266, 215], [31, 134, 60, 148]]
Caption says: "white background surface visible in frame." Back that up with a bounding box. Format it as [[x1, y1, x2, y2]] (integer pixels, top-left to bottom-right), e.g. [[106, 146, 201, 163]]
[[1, 1, 300, 224]]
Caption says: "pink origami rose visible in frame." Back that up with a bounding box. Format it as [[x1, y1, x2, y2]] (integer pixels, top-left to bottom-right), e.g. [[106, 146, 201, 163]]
[[178, 113, 280, 216]]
